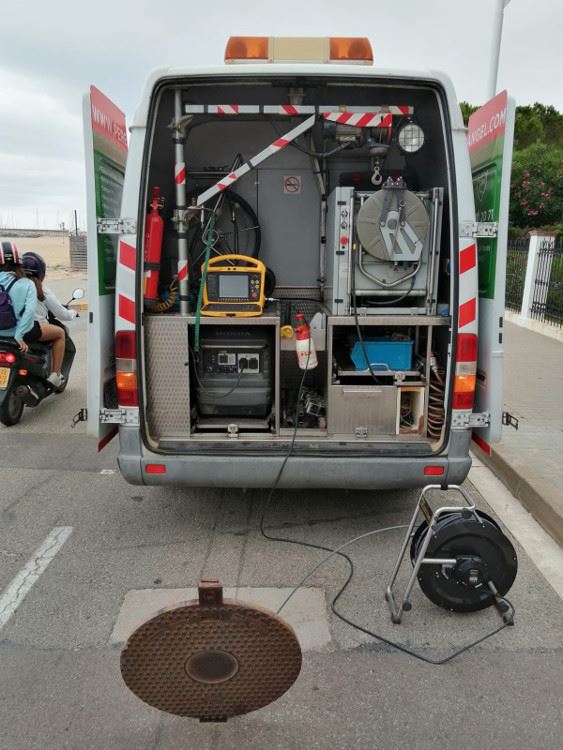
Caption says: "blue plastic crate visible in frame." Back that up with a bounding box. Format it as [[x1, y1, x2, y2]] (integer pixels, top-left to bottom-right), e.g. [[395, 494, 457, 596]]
[[350, 339, 414, 371]]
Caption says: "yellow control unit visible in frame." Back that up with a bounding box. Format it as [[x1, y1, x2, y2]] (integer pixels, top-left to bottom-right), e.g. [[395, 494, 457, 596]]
[[201, 255, 266, 317]]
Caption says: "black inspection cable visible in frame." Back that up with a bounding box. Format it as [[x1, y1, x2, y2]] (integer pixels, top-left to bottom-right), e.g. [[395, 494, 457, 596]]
[[261, 489, 516, 664], [259, 337, 517, 664]]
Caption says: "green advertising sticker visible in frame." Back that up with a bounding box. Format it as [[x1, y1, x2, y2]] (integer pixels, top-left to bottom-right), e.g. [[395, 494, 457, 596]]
[[93, 150, 124, 295], [468, 92, 508, 301], [472, 149, 503, 298]]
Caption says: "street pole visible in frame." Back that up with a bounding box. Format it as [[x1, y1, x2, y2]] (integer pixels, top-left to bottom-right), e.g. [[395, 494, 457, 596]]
[[487, 0, 511, 100]]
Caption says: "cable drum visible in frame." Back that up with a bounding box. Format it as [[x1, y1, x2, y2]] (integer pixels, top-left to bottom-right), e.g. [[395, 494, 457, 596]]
[[356, 189, 429, 263], [410, 510, 518, 612]]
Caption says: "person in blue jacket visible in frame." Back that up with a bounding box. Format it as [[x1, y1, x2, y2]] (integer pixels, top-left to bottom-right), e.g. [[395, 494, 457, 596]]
[[0, 241, 37, 354]]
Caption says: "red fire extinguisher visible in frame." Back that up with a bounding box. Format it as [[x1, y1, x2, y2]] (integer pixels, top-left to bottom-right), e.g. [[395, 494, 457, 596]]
[[295, 312, 318, 370], [144, 187, 164, 303]]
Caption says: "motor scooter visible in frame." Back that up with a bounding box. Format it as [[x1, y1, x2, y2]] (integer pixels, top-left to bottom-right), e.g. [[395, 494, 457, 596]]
[[0, 288, 84, 426]]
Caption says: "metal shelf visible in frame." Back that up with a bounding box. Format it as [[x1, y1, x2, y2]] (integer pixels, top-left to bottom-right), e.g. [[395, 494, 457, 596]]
[[328, 315, 451, 327]]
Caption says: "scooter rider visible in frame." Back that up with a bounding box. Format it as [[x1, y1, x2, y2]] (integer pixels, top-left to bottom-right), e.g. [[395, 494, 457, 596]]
[[22, 251, 78, 391], [0, 241, 37, 353]]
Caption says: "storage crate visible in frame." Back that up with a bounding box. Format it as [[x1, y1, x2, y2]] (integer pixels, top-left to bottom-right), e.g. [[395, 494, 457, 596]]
[[350, 339, 414, 371]]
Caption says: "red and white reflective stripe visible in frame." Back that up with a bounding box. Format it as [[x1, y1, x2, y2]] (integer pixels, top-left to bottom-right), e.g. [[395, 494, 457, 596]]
[[175, 161, 186, 185], [263, 104, 315, 114], [197, 115, 316, 206], [457, 240, 478, 335], [452, 238, 479, 415], [185, 104, 259, 115], [116, 237, 136, 330], [185, 104, 413, 116], [317, 105, 412, 115], [322, 112, 393, 127], [177, 260, 188, 282]]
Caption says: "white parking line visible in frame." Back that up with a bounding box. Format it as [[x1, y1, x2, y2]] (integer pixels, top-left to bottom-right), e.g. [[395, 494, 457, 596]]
[[0, 526, 73, 630]]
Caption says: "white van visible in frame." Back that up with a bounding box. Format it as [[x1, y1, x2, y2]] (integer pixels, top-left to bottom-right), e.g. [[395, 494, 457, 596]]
[[83, 36, 514, 488]]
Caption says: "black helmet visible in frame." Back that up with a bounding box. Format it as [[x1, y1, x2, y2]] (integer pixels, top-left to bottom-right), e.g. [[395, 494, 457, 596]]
[[0, 241, 22, 266], [22, 251, 47, 281]]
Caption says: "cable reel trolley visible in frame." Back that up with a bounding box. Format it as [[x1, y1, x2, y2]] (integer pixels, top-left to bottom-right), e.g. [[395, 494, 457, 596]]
[[386, 484, 518, 624]]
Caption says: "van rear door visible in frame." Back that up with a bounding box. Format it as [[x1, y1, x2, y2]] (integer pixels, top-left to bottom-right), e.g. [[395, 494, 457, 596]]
[[83, 85, 128, 450], [468, 91, 515, 452]]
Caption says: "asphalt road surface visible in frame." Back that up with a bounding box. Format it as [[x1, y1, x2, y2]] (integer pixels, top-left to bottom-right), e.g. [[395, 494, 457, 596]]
[[1, 287, 562, 749]]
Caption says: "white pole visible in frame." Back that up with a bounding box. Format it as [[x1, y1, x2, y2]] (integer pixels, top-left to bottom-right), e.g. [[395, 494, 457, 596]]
[[487, 0, 511, 100]]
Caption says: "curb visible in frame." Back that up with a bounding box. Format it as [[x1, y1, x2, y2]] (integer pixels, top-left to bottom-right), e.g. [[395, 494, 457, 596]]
[[472, 440, 563, 548]]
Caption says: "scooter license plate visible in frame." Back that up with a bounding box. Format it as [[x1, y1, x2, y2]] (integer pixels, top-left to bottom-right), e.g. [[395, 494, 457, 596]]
[[0, 367, 10, 389]]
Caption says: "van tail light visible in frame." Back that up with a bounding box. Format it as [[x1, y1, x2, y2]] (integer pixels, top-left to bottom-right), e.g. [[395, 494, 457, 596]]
[[145, 463, 166, 474], [453, 333, 477, 410], [115, 330, 138, 407], [424, 465, 445, 476], [0, 352, 16, 364]]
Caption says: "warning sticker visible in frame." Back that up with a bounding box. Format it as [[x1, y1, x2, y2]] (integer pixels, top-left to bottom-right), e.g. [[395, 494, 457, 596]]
[[283, 175, 302, 194]]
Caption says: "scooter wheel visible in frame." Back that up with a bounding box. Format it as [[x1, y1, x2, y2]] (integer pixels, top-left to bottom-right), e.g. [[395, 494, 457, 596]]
[[0, 387, 24, 426]]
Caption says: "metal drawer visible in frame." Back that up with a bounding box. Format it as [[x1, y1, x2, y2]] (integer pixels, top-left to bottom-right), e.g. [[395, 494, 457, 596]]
[[327, 384, 397, 436]]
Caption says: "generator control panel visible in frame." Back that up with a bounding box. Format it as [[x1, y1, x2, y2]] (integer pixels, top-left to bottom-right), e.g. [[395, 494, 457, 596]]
[[201, 254, 266, 317], [204, 349, 261, 374]]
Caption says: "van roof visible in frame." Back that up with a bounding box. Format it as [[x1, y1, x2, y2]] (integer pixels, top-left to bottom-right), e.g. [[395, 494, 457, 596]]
[[130, 64, 464, 130]]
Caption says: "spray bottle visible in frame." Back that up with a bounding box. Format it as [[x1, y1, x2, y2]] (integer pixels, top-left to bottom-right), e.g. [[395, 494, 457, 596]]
[[295, 313, 318, 370]]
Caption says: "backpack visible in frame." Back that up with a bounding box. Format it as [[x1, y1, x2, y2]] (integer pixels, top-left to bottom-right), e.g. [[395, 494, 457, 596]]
[[0, 278, 19, 330]]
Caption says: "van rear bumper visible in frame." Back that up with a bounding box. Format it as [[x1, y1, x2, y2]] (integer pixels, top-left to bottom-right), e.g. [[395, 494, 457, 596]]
[[117, 427, 471, 489]]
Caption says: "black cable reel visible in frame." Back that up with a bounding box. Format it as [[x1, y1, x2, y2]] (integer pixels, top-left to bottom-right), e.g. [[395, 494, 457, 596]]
[[386, 485, 518, 622], [410, 509, 518, 612]]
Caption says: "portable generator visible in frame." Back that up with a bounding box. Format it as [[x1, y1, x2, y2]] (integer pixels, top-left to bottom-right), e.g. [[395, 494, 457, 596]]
[[195, 326, 274, 417]]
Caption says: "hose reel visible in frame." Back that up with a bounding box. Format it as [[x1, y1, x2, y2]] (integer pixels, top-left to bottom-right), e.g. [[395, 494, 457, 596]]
[[386, 485, 518, 622]]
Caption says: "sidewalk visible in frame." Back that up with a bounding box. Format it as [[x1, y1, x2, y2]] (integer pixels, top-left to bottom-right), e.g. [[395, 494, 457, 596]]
[[473, 320, 563, 546]]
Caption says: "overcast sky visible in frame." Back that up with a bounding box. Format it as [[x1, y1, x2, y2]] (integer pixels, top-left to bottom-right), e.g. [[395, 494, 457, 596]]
[[1, 0, 560, 230]]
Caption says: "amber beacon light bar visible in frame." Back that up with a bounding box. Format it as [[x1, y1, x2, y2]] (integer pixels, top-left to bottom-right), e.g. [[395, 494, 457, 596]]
[[224, 36, 374, 65]]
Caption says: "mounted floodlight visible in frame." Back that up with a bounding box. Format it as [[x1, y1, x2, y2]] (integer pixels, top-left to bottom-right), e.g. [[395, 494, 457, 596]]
[[225, 36, 373, 65], [397, 122, 425, 153]]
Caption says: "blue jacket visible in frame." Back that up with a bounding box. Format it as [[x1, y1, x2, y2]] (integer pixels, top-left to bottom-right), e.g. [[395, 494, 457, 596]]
[[0, 271, 37, 341]]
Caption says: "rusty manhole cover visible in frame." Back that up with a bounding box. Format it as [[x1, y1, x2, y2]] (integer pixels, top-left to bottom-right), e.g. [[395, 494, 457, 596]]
[[120, 580, 302, 721]]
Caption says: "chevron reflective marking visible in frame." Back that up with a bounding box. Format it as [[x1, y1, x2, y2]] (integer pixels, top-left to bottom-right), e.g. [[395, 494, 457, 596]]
[[177, 260, 188, 282], [185, 104, 413, 116], [322, 112, 393, 127], [175, 162, 186, 185]]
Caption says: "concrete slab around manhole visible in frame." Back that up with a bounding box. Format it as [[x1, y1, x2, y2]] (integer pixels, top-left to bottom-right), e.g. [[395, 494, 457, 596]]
[[110, 587, 331, 652]]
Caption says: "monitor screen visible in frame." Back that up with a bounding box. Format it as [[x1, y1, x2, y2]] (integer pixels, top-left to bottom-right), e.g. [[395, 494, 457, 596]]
[[219, 273, 249, 299]]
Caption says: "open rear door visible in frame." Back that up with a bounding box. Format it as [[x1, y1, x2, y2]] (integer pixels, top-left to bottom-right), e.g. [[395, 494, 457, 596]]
[[83, 86, 128, 450], [468, 91, 515, 452]]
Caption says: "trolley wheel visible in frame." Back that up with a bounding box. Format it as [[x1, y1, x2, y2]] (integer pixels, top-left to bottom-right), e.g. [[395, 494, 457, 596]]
[[411, 511, 517, 612]]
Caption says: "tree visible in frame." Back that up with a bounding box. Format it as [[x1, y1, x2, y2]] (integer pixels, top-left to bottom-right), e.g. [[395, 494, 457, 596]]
[[510, 141, 563, 228], [459, 101, 478, 126]]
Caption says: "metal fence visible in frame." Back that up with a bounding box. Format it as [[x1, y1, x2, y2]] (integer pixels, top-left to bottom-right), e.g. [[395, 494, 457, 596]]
[[505, 238, 528, 311], [69, 233, 87, 271], [530, 238, 563, 327]]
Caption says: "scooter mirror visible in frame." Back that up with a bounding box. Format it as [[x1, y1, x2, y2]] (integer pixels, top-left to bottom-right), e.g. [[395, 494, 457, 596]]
[[72, 288, 85, 300]]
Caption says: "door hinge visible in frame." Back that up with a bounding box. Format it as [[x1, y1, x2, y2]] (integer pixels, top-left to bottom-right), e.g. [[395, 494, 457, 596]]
[[502, 411, 519, 430], [97, 218, 137, 235], [459, 221, 498, 238], [71, 408, 88, 428], [99, 407, 140, 426], [452, 411, 490, 429]]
